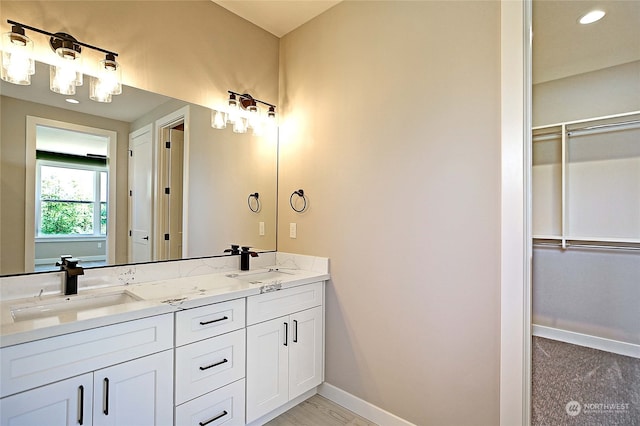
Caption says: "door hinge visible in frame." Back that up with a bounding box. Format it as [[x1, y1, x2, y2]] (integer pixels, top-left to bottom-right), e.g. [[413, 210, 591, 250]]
[[164, 187, 170, 195], [164, 234, 170, 241], [165, 141, 171, 149]]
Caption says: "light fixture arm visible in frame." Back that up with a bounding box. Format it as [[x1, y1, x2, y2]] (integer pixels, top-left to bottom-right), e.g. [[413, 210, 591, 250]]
[[227, 90, 275, 109], [7, 19, 118, 57]]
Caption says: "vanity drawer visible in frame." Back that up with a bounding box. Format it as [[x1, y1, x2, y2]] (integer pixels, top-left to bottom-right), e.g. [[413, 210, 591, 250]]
[[175, 298, 245, 346], [175, 378, 245, 426], [0, 314, 173, 398], [247, 282, 323, 325], [175, 328, 245, 405]]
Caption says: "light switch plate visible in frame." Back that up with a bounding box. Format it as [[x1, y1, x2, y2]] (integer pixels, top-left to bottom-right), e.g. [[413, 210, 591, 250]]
[[259, 221, 265, 236], [289, 223, 297, 238]]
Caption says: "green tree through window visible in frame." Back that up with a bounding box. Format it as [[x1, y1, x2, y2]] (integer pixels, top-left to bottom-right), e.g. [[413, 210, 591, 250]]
[[37, 162, 107, 237]]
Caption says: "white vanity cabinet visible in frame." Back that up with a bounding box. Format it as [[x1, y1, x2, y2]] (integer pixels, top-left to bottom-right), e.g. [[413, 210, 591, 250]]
[[0, 373, 93, 425], [0, 314, 173, 426], [245, 282, 324, 423], [174, 298, 246, 426]]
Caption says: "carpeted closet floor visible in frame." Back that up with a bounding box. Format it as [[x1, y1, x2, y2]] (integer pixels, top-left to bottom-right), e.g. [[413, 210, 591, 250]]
[[532, 336, 640, 426]]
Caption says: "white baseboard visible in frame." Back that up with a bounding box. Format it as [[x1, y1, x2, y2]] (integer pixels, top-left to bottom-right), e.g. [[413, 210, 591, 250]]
[[318, 383, 415, 426], [533, 325, 640, 359]]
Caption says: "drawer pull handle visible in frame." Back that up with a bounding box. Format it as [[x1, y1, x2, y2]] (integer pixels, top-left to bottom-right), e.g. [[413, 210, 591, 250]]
[[103, 378, 109, 415], [293, 319, 298, 343], [199, 316, 228, 325], [284, 322, 288, 346], [199, 410, 228, 426], [78, 385, 84, 425], [199, 358, 228, 371]]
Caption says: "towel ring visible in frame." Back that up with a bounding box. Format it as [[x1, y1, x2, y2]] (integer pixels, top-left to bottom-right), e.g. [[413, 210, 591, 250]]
[[289, 189, 307, 213], [248, 192, 260, 213]]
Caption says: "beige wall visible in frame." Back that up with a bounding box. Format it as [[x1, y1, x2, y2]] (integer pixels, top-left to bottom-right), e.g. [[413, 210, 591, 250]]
[[0, 95, 130, 274], [533, 60, 640, 126], [278, 2, 501, 424]]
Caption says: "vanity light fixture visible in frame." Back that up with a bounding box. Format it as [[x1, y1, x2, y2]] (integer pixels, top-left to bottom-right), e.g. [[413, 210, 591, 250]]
[[2, 20, 122, 102], [579, 10, 605, 24], [211, 91, 277, 134], [0, 23, 35, 85], [49, 32, 83, 95]]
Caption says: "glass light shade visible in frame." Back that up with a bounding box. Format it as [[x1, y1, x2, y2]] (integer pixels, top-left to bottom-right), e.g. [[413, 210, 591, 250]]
[[254, 121, 268, 136], [227, 96, 240, 124], [95, 55, 122, 95], [1, 29, 35, 85], [247, 105, 260, 129], [233, 117, 247, 133], [50, 46, 83, 95], [89, 76, 113, 102], [211, 110, 227, 129]]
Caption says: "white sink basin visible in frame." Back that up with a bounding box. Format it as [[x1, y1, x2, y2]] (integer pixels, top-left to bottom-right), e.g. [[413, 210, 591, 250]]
[[226, 269, 294, 284], [10, 291, 143, 322]]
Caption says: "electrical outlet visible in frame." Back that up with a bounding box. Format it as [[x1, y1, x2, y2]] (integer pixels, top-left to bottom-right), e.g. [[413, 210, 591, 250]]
[[289, 223, 297, 239], [259, 221, 265, 236]]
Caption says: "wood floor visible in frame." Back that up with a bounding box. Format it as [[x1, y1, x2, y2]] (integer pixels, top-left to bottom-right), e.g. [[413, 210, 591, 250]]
[[265, 395, 377, 426]]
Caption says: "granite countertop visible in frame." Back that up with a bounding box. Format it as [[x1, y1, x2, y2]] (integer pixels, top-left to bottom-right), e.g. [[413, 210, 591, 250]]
[[0, 267, 329, 348]]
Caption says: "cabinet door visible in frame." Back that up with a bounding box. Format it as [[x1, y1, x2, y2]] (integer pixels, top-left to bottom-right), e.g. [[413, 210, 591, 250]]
[[0, 373, 93, 426], [289, 306, 324, 399], [246, 317, 289, 423], [93, 350, 173, 426]]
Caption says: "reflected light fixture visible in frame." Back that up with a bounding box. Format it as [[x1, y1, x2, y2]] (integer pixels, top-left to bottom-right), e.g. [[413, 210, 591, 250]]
[[90, 53, 122, 103], [579, 10, 605, 24], [0, 23, 35, 85], [211, 91, 277, 135], [1, 19, 122, 102]]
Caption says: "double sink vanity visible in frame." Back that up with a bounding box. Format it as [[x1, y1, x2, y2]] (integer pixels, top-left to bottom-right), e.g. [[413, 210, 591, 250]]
[[0, 252, 329, 426]]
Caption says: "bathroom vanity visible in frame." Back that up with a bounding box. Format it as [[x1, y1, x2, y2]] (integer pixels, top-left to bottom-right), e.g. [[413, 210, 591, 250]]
[[0, 252, 329, 425]]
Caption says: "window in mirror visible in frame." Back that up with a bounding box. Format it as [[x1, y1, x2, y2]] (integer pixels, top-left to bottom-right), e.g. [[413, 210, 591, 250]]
[[29, 121, 115, 272], [36, 161, 107, 237]]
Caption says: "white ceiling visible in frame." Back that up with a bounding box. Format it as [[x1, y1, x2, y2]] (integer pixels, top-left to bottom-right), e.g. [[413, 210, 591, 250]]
[[211, 0, 341, 37]]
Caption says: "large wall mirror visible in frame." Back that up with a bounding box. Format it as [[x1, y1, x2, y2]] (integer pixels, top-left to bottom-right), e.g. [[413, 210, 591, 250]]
[[1, 61, 278, 276]]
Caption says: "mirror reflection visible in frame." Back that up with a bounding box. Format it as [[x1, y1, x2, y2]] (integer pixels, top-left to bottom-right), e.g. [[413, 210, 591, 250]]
[[0, 61, 278, 276]]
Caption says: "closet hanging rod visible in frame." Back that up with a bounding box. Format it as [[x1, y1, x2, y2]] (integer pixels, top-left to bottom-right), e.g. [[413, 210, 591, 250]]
[[532, 133, 562, 142], [533, 241, 640, 252], [567, 119, 640, 136], [534, 120, 640, 141], [532, 110, 640, 130]]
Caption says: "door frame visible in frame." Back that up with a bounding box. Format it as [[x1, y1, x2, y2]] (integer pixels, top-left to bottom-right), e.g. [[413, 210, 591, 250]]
[[500, 0, 532, 425], [25, 116, 117, 272], [154, 106, 190, 260]]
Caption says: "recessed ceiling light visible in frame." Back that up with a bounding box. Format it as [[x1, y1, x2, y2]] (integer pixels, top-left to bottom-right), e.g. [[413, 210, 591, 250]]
[[579, 10, 605, 25], [65, 98, 80, 104]]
